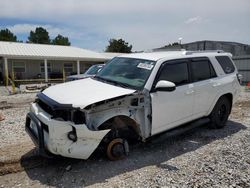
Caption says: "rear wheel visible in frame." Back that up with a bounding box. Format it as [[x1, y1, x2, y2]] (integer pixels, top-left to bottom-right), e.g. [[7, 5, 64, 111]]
[[209, 97, 231, 129]]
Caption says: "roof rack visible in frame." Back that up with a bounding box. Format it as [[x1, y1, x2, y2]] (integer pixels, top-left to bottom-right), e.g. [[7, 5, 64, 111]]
[[184, 50, 225, 55], [146, 49, 186, 53]]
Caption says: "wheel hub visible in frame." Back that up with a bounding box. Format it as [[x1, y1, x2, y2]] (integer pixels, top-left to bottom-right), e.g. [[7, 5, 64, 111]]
[[106, 138, 129, 160]]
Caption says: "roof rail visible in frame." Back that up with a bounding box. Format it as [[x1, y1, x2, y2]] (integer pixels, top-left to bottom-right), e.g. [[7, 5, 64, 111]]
[[149, 48, 187, 53], [184, 50, 225, 55]]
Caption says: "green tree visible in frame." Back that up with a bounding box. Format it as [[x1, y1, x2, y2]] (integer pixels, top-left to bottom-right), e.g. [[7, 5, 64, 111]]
[[0, 29, 17, 42], [105, 38, 132, 53], [28, 27, 50, 44], [164, 42, 180, 47], [52, 34, 71, 46]]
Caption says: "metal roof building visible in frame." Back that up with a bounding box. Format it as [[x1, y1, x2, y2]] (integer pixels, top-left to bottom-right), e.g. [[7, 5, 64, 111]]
[[0, 41, 113, 85], [0, 41, 108, 61]]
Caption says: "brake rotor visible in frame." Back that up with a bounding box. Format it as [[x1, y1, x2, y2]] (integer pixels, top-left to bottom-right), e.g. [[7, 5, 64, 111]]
[[106, 138, 129, 161]]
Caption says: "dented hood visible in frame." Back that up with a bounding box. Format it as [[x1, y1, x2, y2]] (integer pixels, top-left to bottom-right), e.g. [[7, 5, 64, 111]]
[[42, 78, 136, 109]]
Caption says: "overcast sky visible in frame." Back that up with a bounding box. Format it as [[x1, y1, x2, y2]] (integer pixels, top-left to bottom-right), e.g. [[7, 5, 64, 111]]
[[0, 0, 249, 51]]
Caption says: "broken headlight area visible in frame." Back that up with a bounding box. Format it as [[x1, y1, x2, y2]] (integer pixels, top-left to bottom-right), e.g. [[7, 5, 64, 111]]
[[52, 109, 86, 125], [36, 97, 86, 124]]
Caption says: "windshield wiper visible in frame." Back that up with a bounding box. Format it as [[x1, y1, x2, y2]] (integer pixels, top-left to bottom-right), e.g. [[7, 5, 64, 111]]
[[94, 76, 132, 89], [94, 76, 120, 86], [94, 75, 109, 83], [107, 80, 132, 89]]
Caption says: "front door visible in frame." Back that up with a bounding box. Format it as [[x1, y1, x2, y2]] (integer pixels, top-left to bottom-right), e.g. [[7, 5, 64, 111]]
[[150, 60, 194, 135]]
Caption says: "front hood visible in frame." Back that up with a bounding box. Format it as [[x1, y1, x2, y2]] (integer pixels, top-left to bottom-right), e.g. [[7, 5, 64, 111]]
[[42, 78, 136, 109]]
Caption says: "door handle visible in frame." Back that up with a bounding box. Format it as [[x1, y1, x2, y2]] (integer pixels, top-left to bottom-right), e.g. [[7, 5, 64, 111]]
[[185, 90, 194, 95]]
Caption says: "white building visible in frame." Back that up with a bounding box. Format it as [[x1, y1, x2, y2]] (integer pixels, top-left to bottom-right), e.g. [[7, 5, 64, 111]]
[[0, 41, 116, 85]]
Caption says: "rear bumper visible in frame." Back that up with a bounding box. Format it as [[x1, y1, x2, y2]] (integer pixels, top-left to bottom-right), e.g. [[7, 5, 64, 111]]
[[25, 102, 110, 159]]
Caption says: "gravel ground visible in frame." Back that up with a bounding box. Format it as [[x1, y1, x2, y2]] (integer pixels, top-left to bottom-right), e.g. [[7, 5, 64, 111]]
[[0, 87, 249, 188], [0, 87, 36, 148]]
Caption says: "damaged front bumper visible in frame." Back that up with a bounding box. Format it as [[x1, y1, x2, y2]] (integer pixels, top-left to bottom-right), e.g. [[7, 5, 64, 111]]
[[25, 103, 110, 159]]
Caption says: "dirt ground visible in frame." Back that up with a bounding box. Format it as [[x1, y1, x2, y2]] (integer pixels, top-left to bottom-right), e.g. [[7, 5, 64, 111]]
[[0, 88, 249, 188]]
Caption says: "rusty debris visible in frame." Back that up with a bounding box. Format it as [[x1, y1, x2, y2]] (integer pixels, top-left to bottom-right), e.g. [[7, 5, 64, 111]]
[[0, 113, 5, 121]]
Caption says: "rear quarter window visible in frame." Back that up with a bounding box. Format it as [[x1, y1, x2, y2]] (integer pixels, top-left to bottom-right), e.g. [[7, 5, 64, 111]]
[[191, 58, 217, 82], [216, 56, 235, 74]]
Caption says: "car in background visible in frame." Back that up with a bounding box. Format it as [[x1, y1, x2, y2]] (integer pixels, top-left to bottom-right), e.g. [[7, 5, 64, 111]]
[[66, 64, 105, 81]]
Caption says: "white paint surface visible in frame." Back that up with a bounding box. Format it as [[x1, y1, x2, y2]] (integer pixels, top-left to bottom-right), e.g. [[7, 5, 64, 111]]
[[31, 103, 110, 159], [43, 78, 136, 108]]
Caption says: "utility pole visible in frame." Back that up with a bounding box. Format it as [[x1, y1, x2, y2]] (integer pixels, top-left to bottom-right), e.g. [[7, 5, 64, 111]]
[[178, 37, 183, 49]]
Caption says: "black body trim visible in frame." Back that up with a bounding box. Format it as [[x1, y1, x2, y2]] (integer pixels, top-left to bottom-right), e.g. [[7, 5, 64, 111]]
[[37, 92, 73, 110], [25, 112, 50, 157], [150, 56, 218, 92]]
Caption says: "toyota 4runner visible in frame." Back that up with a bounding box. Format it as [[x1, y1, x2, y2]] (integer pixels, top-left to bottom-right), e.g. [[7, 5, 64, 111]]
[[26, 50, 241, 160]]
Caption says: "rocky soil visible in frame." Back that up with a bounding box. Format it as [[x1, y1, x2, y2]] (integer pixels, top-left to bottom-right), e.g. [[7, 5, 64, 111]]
[[0, 87, 249, 188], [0, 88, 36, 149]]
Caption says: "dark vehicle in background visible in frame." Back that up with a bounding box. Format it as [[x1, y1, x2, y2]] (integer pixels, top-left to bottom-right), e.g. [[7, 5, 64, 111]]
[[66, 64, 105, 82], [49, 72, 63, 79]]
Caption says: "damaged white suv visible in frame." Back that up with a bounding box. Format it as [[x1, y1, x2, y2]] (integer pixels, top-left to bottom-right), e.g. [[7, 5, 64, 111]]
[[26, 51, 241, 160]]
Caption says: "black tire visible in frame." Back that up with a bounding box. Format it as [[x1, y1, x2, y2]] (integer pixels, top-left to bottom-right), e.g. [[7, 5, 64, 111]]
[[209, 97, 231, 129]]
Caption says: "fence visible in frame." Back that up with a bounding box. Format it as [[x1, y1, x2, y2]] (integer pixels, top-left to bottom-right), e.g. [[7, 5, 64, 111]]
[[233, 56, 250, 85]]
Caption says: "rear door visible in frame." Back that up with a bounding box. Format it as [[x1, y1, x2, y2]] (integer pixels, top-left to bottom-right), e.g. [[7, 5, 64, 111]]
[[190, 57, 218, 118], [150, 59, 195, 135]]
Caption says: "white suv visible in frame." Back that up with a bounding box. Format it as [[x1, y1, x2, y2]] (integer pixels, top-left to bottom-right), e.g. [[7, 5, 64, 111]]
[[26, 50, 241, 160]]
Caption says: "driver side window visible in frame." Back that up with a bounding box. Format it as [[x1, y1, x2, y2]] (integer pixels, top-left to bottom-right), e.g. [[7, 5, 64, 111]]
[[157, 61, 189, 86]]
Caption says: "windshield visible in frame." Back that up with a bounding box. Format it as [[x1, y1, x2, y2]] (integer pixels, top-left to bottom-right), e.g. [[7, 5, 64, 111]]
[[85, 65, 104, 75], [95, 57, 156, 90]]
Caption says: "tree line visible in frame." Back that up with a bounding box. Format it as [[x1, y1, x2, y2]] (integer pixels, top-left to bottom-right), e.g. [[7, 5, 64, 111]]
[[0, 27, 70, 46], [0, 27, 133, 52]]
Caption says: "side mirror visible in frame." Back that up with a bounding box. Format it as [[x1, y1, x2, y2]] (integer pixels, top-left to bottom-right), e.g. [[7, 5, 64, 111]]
[[154, 80, 176, 92]]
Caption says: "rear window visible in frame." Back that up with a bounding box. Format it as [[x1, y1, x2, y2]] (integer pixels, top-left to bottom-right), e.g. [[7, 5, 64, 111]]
[[191, 59, 217, 82], [216, 56, 235, 74]]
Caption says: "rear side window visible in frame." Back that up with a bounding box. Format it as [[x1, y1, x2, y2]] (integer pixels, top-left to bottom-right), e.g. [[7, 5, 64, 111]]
[[191, 59, 217, 82], [216, 56, 235, 74], [157, 62, 189, 86]]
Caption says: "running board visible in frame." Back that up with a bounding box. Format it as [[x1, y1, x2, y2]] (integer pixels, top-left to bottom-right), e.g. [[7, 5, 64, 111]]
[[149, 117, 210, 141]]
